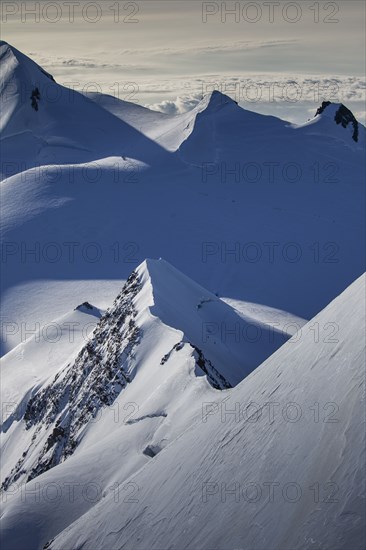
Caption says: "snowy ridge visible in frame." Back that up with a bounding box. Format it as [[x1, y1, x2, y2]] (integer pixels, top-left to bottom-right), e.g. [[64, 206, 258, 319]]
[[295, 100, 365, 149], [0, 41, 55, 134], [1, 260, 288, 494], [315, 101, 360, 142]]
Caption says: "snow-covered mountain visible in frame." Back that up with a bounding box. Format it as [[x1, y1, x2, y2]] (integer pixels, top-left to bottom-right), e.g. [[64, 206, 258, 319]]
[[0, 41, 174, 174], [0, 259, 289, 491], [0, 41, 365, 550], [1, 41, 365, 355]]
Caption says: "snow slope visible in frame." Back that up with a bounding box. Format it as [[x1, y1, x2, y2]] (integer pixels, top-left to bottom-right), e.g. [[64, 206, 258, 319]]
[[1, 272, 364, 550]]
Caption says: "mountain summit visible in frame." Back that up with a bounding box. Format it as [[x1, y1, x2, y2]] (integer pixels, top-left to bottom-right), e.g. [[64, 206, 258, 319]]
[[196, 89, 238, 113], [315, 101, 360, 142]]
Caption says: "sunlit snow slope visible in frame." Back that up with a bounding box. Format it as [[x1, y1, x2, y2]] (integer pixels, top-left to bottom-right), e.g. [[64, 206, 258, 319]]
[[0, 259, 288, 485], [1, 272, 364, 550], [49, 274, 366, 550]]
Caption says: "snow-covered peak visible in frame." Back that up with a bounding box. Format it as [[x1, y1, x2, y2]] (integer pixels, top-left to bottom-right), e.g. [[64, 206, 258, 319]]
[[291, 100, 364, 149], [0, 40, 21, 66], [0, 259, 289, 492], [0, 40, 55, 92], [0, 41, 57, 134], [49, 273, 363, 550], [195, 90, 238, 114], [0, 42, 177, 174], [0, 40, 53, 74]]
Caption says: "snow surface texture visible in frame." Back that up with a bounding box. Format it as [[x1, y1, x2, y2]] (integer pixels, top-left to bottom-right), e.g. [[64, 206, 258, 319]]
[[0, 41, 365, 549], [1, 271, 365, 550]]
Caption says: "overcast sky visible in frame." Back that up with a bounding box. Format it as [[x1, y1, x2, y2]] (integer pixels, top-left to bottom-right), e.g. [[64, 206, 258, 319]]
[[2, 0, 365, 122]]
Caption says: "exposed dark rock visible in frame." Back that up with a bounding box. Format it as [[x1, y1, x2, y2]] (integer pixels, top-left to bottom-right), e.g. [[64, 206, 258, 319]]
[[160, 341, 231, 390], [75, 301, 94, 311], [334, 104, 359, 142], [143, 444, 162, 458], [30, 87, 40, 111], [191, 344, 232, 390], [315, 101, 359, 142], [315, 101, 331, 116]]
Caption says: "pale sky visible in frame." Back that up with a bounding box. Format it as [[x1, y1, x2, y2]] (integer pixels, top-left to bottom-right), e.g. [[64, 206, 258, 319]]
[[1, 1, 365, 122]]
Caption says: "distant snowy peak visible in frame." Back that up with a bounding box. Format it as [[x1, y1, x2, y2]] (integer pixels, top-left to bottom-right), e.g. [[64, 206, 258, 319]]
[[195, 90, 238, 114], [0, 41, 54, 78], [0, 40, 55, 92], [314, 101, 360, 142], [0, 41, 57, 134]]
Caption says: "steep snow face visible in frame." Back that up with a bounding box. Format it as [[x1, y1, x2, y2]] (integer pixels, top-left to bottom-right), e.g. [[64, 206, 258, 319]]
[[35, 274, 365, 550], [1, 260, 289, 500], [0, 304, 102, 498], [0, 41, 56, 134], [83, 90, 240, 153], [179, 91, 287, 164], [0, 304, 102, 409]]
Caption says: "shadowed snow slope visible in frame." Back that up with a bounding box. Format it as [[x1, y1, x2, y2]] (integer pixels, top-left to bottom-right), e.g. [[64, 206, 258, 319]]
[[141, 258, 288, 385], [0, 42, 365, 360]]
